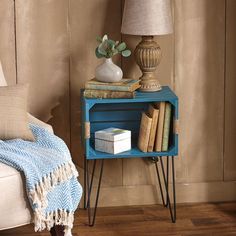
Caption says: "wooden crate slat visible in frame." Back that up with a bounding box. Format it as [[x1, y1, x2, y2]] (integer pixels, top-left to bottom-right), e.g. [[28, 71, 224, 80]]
[[90, 110, 142, 122]]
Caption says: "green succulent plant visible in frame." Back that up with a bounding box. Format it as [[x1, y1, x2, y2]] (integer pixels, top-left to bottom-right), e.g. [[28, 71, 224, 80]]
[[95, 35, 131, 59]]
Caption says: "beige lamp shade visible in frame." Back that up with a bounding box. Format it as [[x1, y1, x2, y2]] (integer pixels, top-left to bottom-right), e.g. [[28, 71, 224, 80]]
[[121, 0, 173, 36]]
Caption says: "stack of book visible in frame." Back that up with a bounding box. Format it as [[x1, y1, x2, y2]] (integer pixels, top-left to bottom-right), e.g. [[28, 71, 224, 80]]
[[84, 78, 141, 99], [138, 102, 172, 152]]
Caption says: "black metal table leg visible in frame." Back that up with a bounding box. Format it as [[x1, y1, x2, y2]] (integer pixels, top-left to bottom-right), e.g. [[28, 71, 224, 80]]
[[155, 156, 176, 223], [172, 156, 176, 221], [87, 160, 97, 207], [166, 156, 169, 207], [84, 155, 87, 209], [154, 158, 166, 207], [87, 159, 104, 227]]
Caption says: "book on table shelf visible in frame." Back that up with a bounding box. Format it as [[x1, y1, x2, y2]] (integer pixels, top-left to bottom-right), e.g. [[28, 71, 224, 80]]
[[161, 102, 172, 152], [84, 89, 135, 99], [137, 112, 152, 152], [154, 102, 166, 152], [137, 101, 172, 153], [85, 78, 141, 92], [84, 78, 140, 99], [147, 105, 159, 152]]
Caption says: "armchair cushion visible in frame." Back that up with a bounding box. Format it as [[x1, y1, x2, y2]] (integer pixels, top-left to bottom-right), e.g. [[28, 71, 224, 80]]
[[0, 163, 32, 230], [0, 84, 34, 141], [27, 113, 53, 134]]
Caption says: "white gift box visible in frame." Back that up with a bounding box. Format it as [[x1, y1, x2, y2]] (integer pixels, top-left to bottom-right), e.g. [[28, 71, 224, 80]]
[[95, 127, 131, 154]]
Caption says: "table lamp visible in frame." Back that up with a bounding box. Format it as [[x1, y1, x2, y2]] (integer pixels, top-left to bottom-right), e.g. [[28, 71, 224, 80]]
[[121, 0, 173, 92]]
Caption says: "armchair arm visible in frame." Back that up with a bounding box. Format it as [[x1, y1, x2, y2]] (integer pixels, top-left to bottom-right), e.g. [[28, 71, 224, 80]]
[[27, 113, 54, 134]]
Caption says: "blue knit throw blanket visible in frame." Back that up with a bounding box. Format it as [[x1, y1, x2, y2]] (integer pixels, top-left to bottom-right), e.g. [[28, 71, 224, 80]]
[[0, 124, 82, 236]]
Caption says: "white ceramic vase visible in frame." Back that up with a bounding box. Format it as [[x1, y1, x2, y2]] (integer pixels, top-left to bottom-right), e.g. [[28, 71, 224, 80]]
[[95, 58, 123, 83]]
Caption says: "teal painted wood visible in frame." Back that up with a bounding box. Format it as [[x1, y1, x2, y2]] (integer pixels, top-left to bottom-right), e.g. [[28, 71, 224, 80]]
[[81, 86, 178, 160], [90, 110, 142, 122]]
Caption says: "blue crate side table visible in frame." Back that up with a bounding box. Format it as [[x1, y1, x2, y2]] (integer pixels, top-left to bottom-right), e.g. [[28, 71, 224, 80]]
[[81, 86, 179, 226]]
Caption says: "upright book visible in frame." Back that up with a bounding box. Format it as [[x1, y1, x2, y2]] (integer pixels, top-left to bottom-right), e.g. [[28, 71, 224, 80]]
[[162, 102, 172, 151], [138, 112, 152, 152], [85, 78, 140, 92], [147, 105, 159, 152], [155, 102, 166, 152]]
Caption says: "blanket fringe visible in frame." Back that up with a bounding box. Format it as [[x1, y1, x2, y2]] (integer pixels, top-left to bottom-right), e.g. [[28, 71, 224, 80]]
[[34, 209, 74, 236], [28, 161, 78, 234]]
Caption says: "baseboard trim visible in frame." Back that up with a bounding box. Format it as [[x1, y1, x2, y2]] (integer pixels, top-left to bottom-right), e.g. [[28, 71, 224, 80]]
[[77, 166, 236, 207]]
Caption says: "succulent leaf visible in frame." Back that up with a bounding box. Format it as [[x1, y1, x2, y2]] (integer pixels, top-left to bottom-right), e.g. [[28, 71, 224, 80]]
[[107, 39, 116, 47], [98, 45, 107, 56], [121, 49, 131, 57], [95, 48, 104, 58], [112, 48, 119, 55], [95, 35, 131, 59], [117, 42, 126, 52], [102, 34, 108, 42]]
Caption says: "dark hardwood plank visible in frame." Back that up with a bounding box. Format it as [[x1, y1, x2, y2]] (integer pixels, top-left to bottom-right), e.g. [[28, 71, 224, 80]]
[[1, 203, 236, 236]]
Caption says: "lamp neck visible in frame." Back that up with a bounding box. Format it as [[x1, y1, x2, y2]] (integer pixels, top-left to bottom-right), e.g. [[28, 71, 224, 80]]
[[142, 36, 154, 41]]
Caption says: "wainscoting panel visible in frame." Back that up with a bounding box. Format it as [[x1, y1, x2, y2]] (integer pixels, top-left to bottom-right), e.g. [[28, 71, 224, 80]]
[[174, 0, 225, 183], [69, 0, 123, 189], [15, 0, 70, 145], [0, 0, 235, 205], [224, 0, 236, 181], [0, 0, 16, 85]]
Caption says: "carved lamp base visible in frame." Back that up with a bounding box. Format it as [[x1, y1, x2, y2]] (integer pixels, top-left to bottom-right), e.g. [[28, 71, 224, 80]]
[[134, 36, 162, 92]]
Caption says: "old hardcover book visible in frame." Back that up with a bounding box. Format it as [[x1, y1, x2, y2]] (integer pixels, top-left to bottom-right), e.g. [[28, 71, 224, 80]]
[[84, 89, 135, 99], [147, 105, 159, 152], [85, 78, 140, 92], [138, 112, 152, 152], [162, 102, 172, 152], [155, 102, 166, 152]]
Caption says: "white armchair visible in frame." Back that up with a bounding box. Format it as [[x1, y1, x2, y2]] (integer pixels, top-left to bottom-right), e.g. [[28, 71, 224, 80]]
[[0, 114, 64, 235]]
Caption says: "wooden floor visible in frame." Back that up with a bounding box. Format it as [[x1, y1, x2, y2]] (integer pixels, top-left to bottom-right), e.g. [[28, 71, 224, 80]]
[[1, 202, 236, 236]]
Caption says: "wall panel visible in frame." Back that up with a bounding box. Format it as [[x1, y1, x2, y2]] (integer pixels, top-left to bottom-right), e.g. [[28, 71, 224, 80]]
[[174, 0, 225, 183], [15, 0, 70, 145], [224, 0, 236, 180], [0, 0, 234, 206], [0, 0, 16, 84], [69, 0, 123, 187]]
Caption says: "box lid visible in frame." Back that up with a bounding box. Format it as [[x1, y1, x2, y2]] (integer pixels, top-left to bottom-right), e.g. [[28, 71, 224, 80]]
[[95, 127, 131, 141]]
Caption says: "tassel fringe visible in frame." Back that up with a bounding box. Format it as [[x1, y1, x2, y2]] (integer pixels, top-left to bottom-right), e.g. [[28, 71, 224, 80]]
[[28, 161, 78, 234], [34, 209, 74, 236]]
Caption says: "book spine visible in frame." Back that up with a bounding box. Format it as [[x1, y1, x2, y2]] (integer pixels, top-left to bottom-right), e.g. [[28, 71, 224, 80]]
[[84, 89, 134, 99], [162, 103, 172, 152], [138, 112, 152, 152], [155, 102, 166, 152], [85, 83, 140, 92], [147, 105, 159, 152], [85, 84, 129, 92]]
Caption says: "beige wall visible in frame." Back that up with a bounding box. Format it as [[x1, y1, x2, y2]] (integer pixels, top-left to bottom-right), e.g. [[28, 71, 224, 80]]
[[0, 0, 235, 206]]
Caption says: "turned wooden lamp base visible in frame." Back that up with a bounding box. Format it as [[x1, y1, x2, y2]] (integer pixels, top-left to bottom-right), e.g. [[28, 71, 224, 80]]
[[134, 36, 162, 92]]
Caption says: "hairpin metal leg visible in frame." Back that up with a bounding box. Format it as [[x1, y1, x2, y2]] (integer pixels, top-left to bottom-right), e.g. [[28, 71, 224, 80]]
[[87, 159, 104, 227], [157, 156, 176, 223], [154, 158, 166, 207], [84, 155, 87, 209], [172, 156, 176, 220], [166, 156, 169, 207], [160, 157, 168, 207], [87, 160, 97, 207]]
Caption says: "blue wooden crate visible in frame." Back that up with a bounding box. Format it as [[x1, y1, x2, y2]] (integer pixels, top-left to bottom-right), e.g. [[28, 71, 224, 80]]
[[81, 86, 178, 160]]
